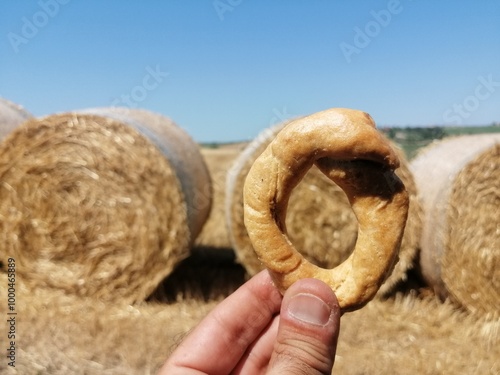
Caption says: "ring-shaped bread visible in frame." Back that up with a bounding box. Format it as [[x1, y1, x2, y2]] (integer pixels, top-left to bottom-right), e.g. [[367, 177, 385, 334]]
[[243, 108, 409, 312]]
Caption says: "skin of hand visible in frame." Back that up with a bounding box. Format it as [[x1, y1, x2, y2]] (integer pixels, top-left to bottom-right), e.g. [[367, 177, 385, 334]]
[[159, 270, 341, 375]]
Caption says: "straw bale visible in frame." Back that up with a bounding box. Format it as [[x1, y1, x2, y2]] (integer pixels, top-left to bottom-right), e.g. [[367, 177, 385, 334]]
[[0, 108, 211, 303], [195, 144, 246, 249], [226, 119, 422, 295], [78, 107, 212, 239], [410, 134, 500, 318], [0, 97, 32, 140]]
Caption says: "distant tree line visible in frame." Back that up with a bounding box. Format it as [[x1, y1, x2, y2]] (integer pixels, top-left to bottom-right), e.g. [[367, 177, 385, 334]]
[[381, 126, 445, 142]]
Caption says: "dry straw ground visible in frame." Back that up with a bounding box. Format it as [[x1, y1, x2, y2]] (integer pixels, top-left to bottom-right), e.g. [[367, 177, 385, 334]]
[[0, 126, 498, 374], [195, 144, 247, 250], [0, 264, 498, 375]]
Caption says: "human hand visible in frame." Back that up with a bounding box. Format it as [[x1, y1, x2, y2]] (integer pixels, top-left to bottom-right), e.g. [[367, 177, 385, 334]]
[[159, 270, 341, 374]]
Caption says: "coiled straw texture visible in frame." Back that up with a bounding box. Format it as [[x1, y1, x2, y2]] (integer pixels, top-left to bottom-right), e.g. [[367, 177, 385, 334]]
[[0, 108, 211, 303], [411, 134, 500, 318]]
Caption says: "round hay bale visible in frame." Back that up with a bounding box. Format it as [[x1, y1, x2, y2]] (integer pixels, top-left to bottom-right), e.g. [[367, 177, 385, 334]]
[[0, 97, 32, 140], [0, 108, 212, 303], [195, 144, 246, 249], [226, 118, 422, 295], [78, 107, 212, 239], [410, 133, 500, 317]]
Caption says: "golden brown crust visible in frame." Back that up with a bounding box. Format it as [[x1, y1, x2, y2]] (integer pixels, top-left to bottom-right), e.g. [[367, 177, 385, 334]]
[[243, 108, 409, 312]]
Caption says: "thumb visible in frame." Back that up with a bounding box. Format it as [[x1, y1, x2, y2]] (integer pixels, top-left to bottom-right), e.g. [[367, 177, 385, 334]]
[[267, 278, 341, 375]]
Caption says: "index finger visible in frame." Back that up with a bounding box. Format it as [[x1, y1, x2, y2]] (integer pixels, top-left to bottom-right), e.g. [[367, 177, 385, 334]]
[[159, 270, 283, 374]]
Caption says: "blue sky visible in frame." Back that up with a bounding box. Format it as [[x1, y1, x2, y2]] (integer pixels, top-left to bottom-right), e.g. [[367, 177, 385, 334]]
[[1, 1, 499, 142]]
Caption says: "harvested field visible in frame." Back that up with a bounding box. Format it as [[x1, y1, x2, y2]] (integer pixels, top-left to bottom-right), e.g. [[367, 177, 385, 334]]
[[195, 144, 247, 249], [0, 116, 497, 374], [0, 269, 498, 375]]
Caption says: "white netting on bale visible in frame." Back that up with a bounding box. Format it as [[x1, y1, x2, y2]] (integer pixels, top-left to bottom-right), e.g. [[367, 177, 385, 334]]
[[0, 97, 32, 140]]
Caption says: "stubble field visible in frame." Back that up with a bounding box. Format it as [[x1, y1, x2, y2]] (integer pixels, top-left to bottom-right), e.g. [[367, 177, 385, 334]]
[[1, 140, 498, 375]]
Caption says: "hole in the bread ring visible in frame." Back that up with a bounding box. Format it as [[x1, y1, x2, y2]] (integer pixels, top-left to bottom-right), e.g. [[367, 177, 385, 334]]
[[285, 163, 358, 269], [284, 158, 402, 269]]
